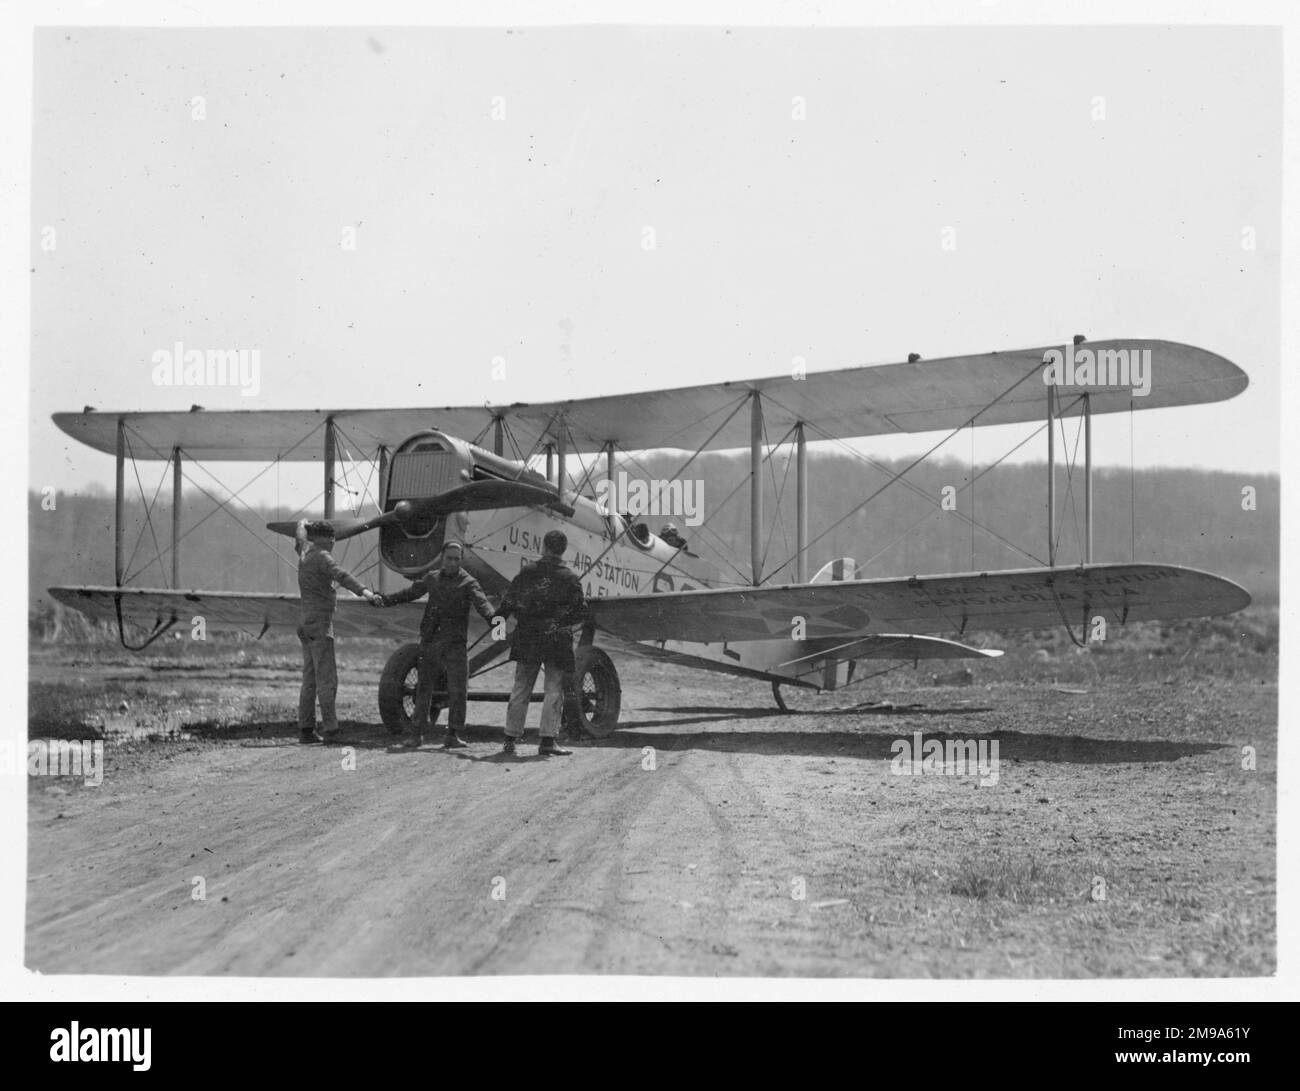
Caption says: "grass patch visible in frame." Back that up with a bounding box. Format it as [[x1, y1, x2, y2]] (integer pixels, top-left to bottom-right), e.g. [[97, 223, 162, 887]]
[[946, 854, 1106, 905]]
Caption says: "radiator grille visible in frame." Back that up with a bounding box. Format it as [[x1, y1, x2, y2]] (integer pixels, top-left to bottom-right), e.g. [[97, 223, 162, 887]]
[[387, 451, 461, 499]]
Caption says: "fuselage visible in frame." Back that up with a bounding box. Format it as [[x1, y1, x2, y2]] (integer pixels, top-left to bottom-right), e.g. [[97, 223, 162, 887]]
[[377, 429, 830, 688]]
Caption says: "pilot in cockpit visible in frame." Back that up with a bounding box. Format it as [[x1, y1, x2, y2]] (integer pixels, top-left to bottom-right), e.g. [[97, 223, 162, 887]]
[[622, 513, 652, 547], [659, 522, 688, 550]]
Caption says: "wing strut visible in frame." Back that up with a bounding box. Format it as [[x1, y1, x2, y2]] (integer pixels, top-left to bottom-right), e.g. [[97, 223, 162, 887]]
[[1047, 379, 1056, 567], [323, 416, 337, 519], [114, 417, 126, 587], [1084, 393, 1093, 563], [555, 417, 568, 500], [376, 444, 390, 594], [750, 391, 763, 584], [795, 421, 808, 582], [171, 446, 183, 586], [756, 359, 1051, 585]]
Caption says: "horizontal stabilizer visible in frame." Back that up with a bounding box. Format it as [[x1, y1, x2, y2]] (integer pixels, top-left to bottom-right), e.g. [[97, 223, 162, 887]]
[[780, 634, 1004, 667], [810, 557, 858, 583]]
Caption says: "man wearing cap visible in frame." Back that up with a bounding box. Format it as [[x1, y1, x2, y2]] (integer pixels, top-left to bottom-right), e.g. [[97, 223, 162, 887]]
[[377, 541, 497, 749], [659, 522, 688, 550], [497, 529, 588, 757], [296, 520, 378, 743]]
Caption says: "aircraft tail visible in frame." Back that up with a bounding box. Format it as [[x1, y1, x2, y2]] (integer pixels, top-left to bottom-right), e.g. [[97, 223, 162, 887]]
[[810, 557, 857, 584]]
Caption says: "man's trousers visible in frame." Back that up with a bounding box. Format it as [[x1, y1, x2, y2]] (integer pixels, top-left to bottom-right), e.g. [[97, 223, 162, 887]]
[[414, 639, 469, 732], [504, 659, 564, 739], [298, 634, 339, 734]]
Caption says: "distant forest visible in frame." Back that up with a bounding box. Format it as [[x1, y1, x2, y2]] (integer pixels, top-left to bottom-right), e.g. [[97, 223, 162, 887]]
[[29, 452, 1278, 614]]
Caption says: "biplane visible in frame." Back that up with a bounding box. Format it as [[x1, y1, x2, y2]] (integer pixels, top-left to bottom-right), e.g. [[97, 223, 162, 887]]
[[49, 337, 1252, 737]]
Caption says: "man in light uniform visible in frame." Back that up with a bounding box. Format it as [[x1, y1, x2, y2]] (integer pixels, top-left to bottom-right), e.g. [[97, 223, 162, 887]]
[[296, 520, 378, 743]]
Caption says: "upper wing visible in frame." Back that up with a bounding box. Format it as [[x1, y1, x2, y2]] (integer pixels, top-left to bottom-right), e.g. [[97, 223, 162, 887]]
[[52, 339, 1246, 460], [48, 586, 424, 639], [587, 563, 1251, 644]]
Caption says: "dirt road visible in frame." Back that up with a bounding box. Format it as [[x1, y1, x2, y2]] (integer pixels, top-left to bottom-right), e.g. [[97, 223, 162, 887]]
[[26, 635, 1276, 977], [29, 714, 877, 976]]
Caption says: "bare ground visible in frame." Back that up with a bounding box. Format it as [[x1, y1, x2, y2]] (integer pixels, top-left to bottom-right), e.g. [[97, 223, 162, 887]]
[[25, 614, 1276, 977]]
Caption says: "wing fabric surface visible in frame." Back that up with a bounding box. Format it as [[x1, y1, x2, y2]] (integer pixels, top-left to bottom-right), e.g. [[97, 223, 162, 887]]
[[48, 587, 424, 640], [587, 564, 1251, 644], [51, 563, 1249, 648], [52, 339, 1247, 459]]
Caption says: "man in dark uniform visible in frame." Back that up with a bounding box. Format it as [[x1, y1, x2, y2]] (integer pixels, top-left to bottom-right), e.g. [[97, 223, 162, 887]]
[[296, 520, 378, 743], [498, 529, 588, 757], [378, 541, 497, 749]]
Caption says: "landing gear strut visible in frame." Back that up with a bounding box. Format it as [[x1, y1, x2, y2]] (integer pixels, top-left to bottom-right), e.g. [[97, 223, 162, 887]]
[[772, 679, 790, 712], [771, 679, 823, 713]]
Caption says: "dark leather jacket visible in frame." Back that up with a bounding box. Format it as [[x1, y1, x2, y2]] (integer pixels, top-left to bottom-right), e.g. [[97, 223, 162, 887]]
[[498, 554, 587, 667], [385, 568, 496, 646]]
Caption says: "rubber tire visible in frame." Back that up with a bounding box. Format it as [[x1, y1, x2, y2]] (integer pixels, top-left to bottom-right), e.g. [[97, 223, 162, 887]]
[[378, 642, 444, 734], [571, 646, 622, 738]]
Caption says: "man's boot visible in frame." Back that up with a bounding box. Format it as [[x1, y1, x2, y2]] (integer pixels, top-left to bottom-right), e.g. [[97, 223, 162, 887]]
[[442, 730, 469, 749], [501, 737, 517, 756], [538, 736, 572, 757]]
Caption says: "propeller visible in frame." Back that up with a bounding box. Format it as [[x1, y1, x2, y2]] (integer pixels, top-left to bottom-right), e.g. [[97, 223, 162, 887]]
[[265, 480, 574, 540], [265, 513, 388, 541]]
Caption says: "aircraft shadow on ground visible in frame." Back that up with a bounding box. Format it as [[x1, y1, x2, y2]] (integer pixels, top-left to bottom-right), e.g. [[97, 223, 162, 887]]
[[584, 727, 1226, 765], [637, 703, 996, 723], [190, 718, 1228, 765]]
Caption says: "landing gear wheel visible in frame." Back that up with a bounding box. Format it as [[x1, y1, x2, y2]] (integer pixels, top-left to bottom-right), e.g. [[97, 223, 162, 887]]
[[571, 646, 622, 738], [378, 643, 444, 733], [379, 643, 421, 733]]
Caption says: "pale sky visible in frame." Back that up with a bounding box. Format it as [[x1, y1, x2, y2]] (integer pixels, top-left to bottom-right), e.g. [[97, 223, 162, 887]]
[[30, 25, 1280, 504]]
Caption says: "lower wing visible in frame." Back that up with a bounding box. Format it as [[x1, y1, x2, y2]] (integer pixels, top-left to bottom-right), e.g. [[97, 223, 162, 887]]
[[587, 563, 1250, 644], [47, 586, 425, 640], [51, 562, 1249, 649]]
